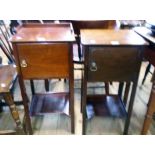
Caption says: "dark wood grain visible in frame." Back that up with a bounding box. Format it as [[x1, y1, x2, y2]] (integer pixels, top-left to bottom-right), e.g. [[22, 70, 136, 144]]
[[17, 43, 70, 79], [86, 95, 127, 119], [11, 23, 75, 134], [29, 92, 69, 116], [87, 46, 142, 82], [0, 65, 17, 93], [81, 29, 148, 46], [10, 23, 75, 43], [81, 29, 146, 135]]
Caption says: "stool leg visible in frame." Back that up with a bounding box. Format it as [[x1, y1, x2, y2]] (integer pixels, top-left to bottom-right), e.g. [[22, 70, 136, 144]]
[[123, 81, 137, 135], [3, 93, 24, 134], [142, 63, 151, 85], [141, 81, 155, 134]]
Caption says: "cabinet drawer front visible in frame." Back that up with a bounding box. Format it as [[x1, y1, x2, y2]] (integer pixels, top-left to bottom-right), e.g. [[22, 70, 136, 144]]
[[17, 43, 70, 79], [87, 47, 142, 82]]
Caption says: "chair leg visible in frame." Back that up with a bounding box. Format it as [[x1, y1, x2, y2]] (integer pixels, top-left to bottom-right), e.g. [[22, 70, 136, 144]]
[[142, 63, 151, 85], [3, 93, 25, 134]]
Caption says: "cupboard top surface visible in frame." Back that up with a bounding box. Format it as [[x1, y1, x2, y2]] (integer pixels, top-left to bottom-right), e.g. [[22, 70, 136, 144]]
[[10, 23, 75, 43], [80, 29, 148, 46]]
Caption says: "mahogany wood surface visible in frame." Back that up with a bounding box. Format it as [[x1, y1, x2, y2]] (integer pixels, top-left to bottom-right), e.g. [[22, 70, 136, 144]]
[[29, 92, 69, 116], [17, 43, 70, 79], [10, 23, 75, 43], [11, 23, 75, 134], [87, 47, 142, 82], [86, 95, 127, 119], [81, 29, 147, 135], [0, 65, 17, 93], [81, 29, 148, 46]]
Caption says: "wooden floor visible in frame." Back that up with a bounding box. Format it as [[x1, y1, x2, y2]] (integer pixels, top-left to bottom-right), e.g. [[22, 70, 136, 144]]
[[0, 60, 155, 135]]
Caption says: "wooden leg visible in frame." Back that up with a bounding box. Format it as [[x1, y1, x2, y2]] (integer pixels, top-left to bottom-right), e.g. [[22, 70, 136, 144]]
[[123, 81, 138, 135], [69, 78, 75, 134], [141, 81, 155, 134], [22, 114, 28, 134], [105, 82, 109, 95], [44, 79, 49, 92], [3, 93, 24, 134], [30, 80, 35, 95], [69, 44, 75, 134], [81, 70, 84, 113], [77, 37, 82, 61], [82, 74, 87, 135], [142, 63, 151, 85], [18, 76, 33, 135], [123, 83, 130, 107], [118, 82, 124, 98], [0, 100, 3, 112]]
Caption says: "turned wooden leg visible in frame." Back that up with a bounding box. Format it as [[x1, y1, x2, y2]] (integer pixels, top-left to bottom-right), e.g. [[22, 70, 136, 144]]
[[141, 81, 155, 134], [3, 93, 25, 134]]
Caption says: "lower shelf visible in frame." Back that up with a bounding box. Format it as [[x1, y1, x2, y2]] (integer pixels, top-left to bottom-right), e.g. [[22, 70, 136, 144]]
[[29, 92, 69, 116], [86, 95, 127, 119]]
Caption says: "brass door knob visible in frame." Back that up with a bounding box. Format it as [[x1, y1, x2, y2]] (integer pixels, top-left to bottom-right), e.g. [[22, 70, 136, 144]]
[[90, 61, 97, 72], [20, 59, 28, 68]]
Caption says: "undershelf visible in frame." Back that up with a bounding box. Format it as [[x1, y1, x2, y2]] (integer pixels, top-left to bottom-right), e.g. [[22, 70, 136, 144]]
[[29, 92, 69, 116], [86, 94, 127, 119]]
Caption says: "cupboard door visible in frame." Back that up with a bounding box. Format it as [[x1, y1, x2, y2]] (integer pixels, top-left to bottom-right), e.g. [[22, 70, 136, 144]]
[[87, 47, 142, 82], [17, 43, 70, 79]]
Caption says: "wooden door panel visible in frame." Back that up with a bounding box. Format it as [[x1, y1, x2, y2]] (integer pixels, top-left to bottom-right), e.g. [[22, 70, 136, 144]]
[[87, 47, 142, 82], [17, 43, 70, 79]]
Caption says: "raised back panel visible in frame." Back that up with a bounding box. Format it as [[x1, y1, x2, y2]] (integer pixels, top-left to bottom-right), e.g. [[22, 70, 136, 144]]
[[17, 43, 70, 79], [87, 46, 142, 82]]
